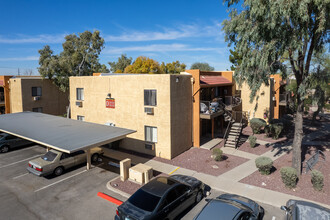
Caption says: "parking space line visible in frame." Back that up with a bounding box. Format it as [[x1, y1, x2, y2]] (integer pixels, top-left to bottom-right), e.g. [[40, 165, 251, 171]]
[[0, 154, 43, 169], [34, 169, 87, 193], [168, 166, 180, 175], [13, 173, 29, 179]]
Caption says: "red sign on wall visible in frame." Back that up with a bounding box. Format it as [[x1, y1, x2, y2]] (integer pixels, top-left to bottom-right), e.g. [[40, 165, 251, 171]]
[[106, 98, 115, 108]]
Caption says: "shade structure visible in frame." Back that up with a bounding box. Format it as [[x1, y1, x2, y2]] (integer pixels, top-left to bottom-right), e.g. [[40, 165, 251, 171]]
[[0, 112, 136, 153]]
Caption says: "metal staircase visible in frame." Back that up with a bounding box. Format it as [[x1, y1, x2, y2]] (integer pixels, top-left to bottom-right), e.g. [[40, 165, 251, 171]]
[[221, 97, 243, 149]]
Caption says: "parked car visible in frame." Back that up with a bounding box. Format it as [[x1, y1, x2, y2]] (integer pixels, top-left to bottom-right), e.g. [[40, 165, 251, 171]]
[[281, 199, 330, 220], [27, 147, 103, 177], [0, 132, 33, 153], [193, 194, 264, 220], [115, 175, 205, 220]]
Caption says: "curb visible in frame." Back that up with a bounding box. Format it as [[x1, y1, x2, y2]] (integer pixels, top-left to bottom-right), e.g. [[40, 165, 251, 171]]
[[106, 176, 131, 198]]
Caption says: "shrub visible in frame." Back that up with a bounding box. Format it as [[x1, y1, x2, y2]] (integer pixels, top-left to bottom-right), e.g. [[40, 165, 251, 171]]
[[250, 118, 267, 134], [271, 123, 284, 139], [311, 170, 324, 191], [325, 104, 330, 110], [255, 157, 273, 175], [249, 135, 257, 148], [264, 125, 271, 137], [212, 148, 223, 161], [280, 167, 298, 189]]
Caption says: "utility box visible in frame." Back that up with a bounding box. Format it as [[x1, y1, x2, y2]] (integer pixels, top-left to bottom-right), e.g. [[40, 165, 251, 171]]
[[129, 163, 153, 184], [120, 158, 131, 181]]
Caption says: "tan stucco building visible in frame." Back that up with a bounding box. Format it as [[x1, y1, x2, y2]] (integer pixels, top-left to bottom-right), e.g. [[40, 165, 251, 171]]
[[0, 75, 13, 114], [237, 74, 287, 121], [69, 74, 192, 160], [10, 76, 69, 115]]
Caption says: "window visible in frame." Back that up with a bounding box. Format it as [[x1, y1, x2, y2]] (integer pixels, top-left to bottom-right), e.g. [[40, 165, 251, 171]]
[[76, 88, 84, 101], [77, 115, 85, 121], [144, 89, 157, 106], [32, 87, 42, 96], [145, 126, 157, 143], [60, 153, 71, 160], [32, 107, 43, 113]]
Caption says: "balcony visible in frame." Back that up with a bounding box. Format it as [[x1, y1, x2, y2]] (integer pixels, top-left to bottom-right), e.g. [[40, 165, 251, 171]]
[[279, 93, 289, 106], [200, 100, 224, 120], [0, 92, 4, 106]]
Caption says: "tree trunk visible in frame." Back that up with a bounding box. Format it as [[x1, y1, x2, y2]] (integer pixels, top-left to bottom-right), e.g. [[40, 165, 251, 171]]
[[292, 97, 304, 175]]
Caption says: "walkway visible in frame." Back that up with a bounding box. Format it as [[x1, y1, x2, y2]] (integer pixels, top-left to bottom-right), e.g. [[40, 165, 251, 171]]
[[105, 118, 330, 210]]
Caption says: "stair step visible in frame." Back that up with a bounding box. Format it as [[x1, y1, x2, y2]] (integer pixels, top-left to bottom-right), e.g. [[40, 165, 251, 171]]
[[226, 140, 236, 145], [232, 123, 242, 126], [231, 127, 241, 131], [227, 137, 237, 141], [229, 131, 240, 135], [225, 143, 236, 148]]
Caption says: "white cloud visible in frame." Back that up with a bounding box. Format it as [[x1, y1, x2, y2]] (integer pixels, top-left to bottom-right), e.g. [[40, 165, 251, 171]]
[[104, 43, 221, 54], [104, 22, 222, 42], [0, 56, 39, 61], [0, 34, 66, 44]]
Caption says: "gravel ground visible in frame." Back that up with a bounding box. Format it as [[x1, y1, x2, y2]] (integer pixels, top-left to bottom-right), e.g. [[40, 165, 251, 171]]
[[236, 142, 271, 155], [154, 147, 248, 176], [240, 145, 330, 205]]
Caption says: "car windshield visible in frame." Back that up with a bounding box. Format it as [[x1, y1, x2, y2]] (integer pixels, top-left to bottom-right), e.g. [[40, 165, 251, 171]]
[[128, 189, 161, 212], [41, 151, 57, 162]]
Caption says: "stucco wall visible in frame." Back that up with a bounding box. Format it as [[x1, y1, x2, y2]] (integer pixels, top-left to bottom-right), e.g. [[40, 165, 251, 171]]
[[238, 82, 272, 121], [70, 74, 192, 160], [10, 78, 69, 115]]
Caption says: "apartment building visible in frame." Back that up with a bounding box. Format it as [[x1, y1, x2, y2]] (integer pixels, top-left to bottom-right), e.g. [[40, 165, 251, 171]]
[[0, 75, 13, 114], [69, 74, 192, 160], [10, 76, 69, 115]]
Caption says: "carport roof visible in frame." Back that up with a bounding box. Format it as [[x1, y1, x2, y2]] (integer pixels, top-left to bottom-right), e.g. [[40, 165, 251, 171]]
[[0, 112, 136, 153]]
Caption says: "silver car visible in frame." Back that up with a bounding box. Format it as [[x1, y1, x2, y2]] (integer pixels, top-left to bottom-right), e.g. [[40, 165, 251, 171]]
[[27, 147, 103, 177], [0, 132, 32, 153]]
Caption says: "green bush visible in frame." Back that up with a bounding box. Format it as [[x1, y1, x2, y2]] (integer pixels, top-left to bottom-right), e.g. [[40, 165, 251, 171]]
[[311, 170, 324, 191], [325, 104, 330, 110], [249, 135, 257, 148], [212, 148, 223, 161], [250, 118, 267, 134], [271, 123, 284, 139], [255, 157, 273, 175], [280, 167, 298, 189], [264, 125, 271, 137]]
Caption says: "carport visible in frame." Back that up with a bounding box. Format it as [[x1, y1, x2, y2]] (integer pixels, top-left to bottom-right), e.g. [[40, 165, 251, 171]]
[[0, 112, 136, 170]]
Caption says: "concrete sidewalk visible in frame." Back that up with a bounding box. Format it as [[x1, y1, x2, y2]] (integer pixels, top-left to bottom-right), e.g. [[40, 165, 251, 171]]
[[104, 124, 330, 210]]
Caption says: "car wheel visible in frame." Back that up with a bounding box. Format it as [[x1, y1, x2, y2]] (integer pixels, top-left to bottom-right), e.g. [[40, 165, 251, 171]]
[[91, 153, 99, 163], [54, 166, 64, 176], [0, 145, 9, 153], [195, 190, 203, 203]]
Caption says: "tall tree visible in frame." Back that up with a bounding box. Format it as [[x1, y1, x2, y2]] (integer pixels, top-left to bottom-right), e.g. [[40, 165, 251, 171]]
[[229, 47, 243, 71], [124, 56, 163, 74], [222, 0, 329, 174], [160, 61, 186, 74], [38, 30, 108, 92], [108, 54, 132, 73], [190, 62, 215, 71]]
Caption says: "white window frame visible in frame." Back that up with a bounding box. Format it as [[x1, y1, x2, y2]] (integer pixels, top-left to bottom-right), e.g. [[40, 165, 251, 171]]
[[145, 126, 157, 143], [32, 87, 42, 96], [77, 115, 85, 121], [76, 88, 84, 101], [144, 89, 157, 106]]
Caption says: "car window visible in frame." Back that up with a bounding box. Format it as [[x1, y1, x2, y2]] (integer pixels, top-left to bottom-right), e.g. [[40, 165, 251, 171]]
[[70, 150, 85, 157], [176, 184, 190, 196], [238, 212, 251, 220], [128, 189, 161, 212], [41, 151, 57, 162], [166, 188, 180, 205], [60, 153, 71, 160]]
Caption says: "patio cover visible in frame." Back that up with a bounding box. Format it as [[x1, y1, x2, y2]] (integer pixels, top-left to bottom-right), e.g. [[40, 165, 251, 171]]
[[0, 112, 136, 153], [200, 75, 232, 87]]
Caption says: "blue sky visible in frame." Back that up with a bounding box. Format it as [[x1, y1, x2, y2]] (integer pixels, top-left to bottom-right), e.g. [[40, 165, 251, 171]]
[[0, 0, 234, 75]]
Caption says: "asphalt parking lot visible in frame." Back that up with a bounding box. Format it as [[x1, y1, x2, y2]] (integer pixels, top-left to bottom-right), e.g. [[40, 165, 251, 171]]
[[0, 144, 123, 220], [0, 144, 286, 220]]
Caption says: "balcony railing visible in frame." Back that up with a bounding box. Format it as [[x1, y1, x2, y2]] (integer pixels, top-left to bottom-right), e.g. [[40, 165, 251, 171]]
[[200, 100, 224, 119], [279, 93, 289, 105]]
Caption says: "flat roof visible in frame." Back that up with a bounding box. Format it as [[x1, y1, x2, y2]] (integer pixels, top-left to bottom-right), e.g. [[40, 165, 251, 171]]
[[0, 112, 136, 153]]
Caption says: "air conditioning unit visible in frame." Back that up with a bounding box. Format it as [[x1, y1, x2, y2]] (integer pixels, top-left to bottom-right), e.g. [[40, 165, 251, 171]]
[[75, 101, 83, 107], [33, 96, 41, 101], [144, 107, 154, 115], [145, 142, 155, 150]]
